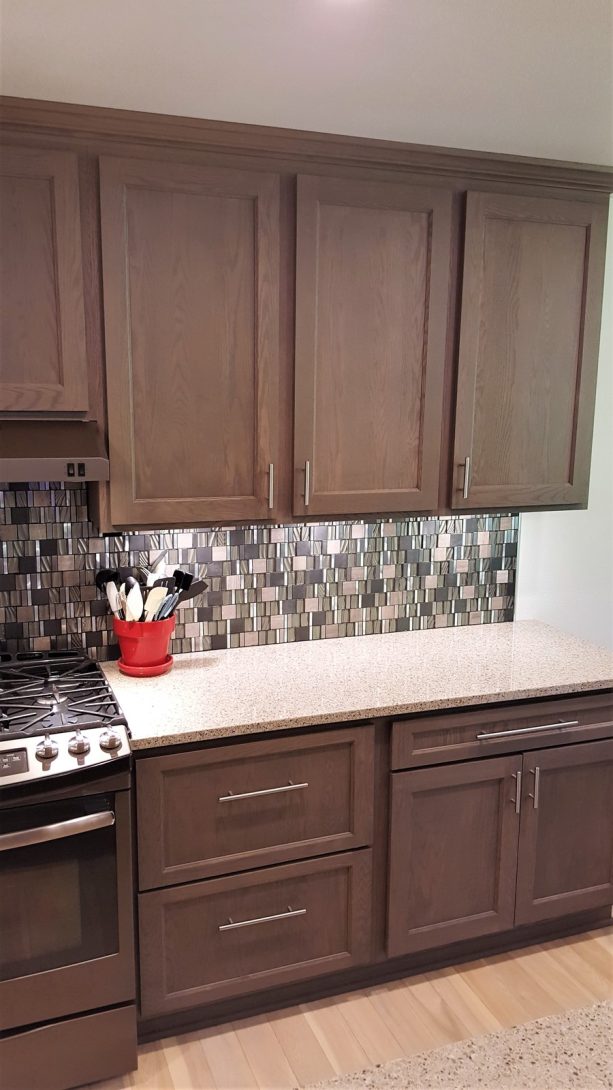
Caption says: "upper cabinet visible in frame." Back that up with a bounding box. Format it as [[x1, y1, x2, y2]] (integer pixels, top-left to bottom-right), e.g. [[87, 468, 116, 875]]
[[99, 157, 280, 526], [452, 192, 608, 510], [1, 99, 611, 523], [293, 175, 454, 516], [0, 147, 88, 414]]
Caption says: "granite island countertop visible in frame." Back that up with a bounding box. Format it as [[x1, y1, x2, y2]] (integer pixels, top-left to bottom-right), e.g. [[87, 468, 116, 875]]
[[102, 620, 613, 751]]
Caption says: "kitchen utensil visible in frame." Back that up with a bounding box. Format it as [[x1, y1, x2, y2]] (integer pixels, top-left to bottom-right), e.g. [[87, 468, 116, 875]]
[[95, 568, 119, 592], [155, 593, 179, 620], [106, 581, 123, 617], [118, 583, 128, 617], [152, 576, 176, 590], [143, 585, 167, 620], [176, 577, 207, 605], [125, 583, 144, 622]]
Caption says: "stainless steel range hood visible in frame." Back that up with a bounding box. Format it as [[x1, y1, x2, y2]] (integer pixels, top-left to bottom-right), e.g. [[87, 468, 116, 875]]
[[0, 422, 110, 482]]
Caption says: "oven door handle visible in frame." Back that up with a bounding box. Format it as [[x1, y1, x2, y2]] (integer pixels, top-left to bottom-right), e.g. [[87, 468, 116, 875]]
[[0, 810, 115, 852]]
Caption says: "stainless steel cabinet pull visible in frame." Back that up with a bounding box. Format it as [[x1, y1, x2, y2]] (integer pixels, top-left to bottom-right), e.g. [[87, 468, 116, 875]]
[[219, 905, 306, 932], [476, 719, 579, 741], [462, 456, 471, 500], [511, 770, 522, 814], [304, 460, 311, 506], [218, 780, 309, 803], [268, 462, 275, 509], [0, 811, 115, 853], [529, 766, 540, 809]]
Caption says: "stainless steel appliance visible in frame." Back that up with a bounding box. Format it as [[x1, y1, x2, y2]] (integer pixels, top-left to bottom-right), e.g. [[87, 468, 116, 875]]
[[0, 652, 136, 1090]]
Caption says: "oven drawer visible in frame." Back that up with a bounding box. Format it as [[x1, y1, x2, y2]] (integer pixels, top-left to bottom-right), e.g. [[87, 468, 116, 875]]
[[391, 693, 613, 769], [0, 1004, 137, 1090], [138, 849, 372, 1017], [136, 725, 374, 889]]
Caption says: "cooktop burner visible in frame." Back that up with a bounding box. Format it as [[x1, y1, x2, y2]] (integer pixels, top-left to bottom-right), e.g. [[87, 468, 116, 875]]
[[0, 652, 127, 739]]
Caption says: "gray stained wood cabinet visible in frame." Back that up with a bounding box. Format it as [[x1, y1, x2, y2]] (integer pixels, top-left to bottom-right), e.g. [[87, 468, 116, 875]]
[[452, 192, 608, 510], [293, 175, 453, 516], [0, 146, 89, 414], [99, 156, 280, 526], [1, 99, 611, 522], [134, 693, 613, 1028]]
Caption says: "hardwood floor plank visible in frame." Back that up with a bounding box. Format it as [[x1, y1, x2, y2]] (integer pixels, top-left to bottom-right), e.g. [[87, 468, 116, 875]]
[[541, 937, 613, 1001], [91, 930, 612, 1090], [300, 997, 371, 1076], [508, 944, 598, 1009], [233, 1014, 298, 1089], [163, 1032, 217, 1090], [426, 965, 503, 1037], [268, 1005, 337, 1086], [334, 990, 405, 1066], [198, 1024, 257, 1090]]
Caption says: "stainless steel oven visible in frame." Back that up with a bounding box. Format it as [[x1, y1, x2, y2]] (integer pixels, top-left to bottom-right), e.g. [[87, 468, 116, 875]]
[[0, 653, 136, 1090]]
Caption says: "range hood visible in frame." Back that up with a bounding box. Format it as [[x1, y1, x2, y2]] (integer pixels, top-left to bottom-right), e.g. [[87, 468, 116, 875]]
[[0, 422, 110, 482]]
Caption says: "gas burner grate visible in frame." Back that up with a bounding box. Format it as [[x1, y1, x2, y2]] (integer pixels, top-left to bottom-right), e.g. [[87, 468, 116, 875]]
[[0, 654, 126, 738]]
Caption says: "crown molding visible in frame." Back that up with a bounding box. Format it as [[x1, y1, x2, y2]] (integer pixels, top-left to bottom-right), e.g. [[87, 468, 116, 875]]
[[1, 96, 612, 194]]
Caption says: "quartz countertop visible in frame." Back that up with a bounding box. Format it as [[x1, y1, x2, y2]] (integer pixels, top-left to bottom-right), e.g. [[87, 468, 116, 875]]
[[102, 621, 613, 751]]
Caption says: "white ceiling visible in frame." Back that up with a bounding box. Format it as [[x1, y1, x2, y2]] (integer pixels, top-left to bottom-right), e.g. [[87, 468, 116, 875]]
[[1, 0, 612, 164]]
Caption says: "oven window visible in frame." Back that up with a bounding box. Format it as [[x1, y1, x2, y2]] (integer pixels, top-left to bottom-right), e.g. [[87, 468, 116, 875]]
[[0, 794, 119, 980]]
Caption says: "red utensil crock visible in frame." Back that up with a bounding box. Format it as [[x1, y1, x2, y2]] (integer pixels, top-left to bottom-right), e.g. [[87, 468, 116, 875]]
[[113, 616, 175, 670]]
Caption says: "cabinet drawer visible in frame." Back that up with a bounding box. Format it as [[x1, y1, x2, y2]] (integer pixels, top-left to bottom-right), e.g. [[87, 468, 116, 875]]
[[138, 850, 372, 1016], [136, 725, 374, 889], [391, 693, 613, 769]]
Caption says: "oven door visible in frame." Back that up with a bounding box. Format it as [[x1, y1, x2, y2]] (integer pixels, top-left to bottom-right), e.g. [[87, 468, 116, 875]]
[[0, 788, 134, 1031]]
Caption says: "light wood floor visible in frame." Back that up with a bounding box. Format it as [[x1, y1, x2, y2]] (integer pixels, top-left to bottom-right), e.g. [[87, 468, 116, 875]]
[[93, 927, 613, 1090]]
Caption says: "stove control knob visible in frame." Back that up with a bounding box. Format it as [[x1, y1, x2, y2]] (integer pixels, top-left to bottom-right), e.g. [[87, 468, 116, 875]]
[[68, 729, 90, 756], [99, 728, 123, 752], [35, 733, 59, 761]]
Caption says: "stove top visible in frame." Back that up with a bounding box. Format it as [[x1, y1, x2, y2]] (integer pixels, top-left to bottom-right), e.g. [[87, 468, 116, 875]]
[[0, 651, 126, 738], [0, 652, 129, 789]]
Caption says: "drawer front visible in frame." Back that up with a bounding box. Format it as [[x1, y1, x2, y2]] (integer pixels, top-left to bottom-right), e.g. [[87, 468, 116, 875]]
[[391, 693, 613, 770], [138, 850, 372, 1016], [137, 725, 374, 889]]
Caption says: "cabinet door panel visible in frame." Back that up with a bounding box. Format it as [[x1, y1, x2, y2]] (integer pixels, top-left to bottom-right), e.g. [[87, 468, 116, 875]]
[[453, 192, 607, 509], [100, 157, 279, 525], [388, 755, 522, 955], [0, 147, 88, 413], [139, 850, 372, 1016], [294, 175, 453, 516], [515, 740, 613, 924]]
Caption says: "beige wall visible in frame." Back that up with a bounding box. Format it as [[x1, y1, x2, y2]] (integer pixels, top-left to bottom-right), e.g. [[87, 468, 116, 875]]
[[1, 0, 612, 164], [515, 202, 613, 649]]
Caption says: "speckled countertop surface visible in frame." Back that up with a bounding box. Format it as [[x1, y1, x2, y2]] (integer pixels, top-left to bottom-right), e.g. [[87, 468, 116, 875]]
[[102, 620, 613, 751]]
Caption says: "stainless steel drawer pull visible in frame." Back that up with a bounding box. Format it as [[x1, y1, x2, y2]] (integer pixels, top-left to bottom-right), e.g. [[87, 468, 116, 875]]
[[476, 719, 580, 741], [304, 460, 311, 506], [462, 455, 471, 500], [219, 905, 307, 932], [511, 770, 522, 814], [529, 766, 541, 809], [268, 462, 275, 509], [218, 780, 309, 803], [0, 811, 115, 853]]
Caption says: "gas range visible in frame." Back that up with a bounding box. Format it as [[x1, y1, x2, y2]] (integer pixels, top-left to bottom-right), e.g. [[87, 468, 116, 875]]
[[0, 651, 130, 788]]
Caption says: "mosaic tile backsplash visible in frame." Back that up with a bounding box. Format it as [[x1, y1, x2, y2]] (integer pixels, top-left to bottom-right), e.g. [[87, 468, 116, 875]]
[[0, 483, 517, 661]]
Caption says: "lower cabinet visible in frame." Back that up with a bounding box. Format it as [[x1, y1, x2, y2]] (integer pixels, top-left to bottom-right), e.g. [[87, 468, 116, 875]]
[[139, 850, 372, 1017], [515, 739, 613, 924], [134, 707, 613, 1030], [387, 755, 522, 955], [388, 739, 613, 956]]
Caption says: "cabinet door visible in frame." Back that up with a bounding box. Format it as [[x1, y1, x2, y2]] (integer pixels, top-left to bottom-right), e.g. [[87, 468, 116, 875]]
[[388, 755, 522, 956], [452, 192, 607, 509], [294, 175, 453, 516], [515, 740, 613, 925], [100, 157, 279, 526], [0, 146, 88, 413]]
